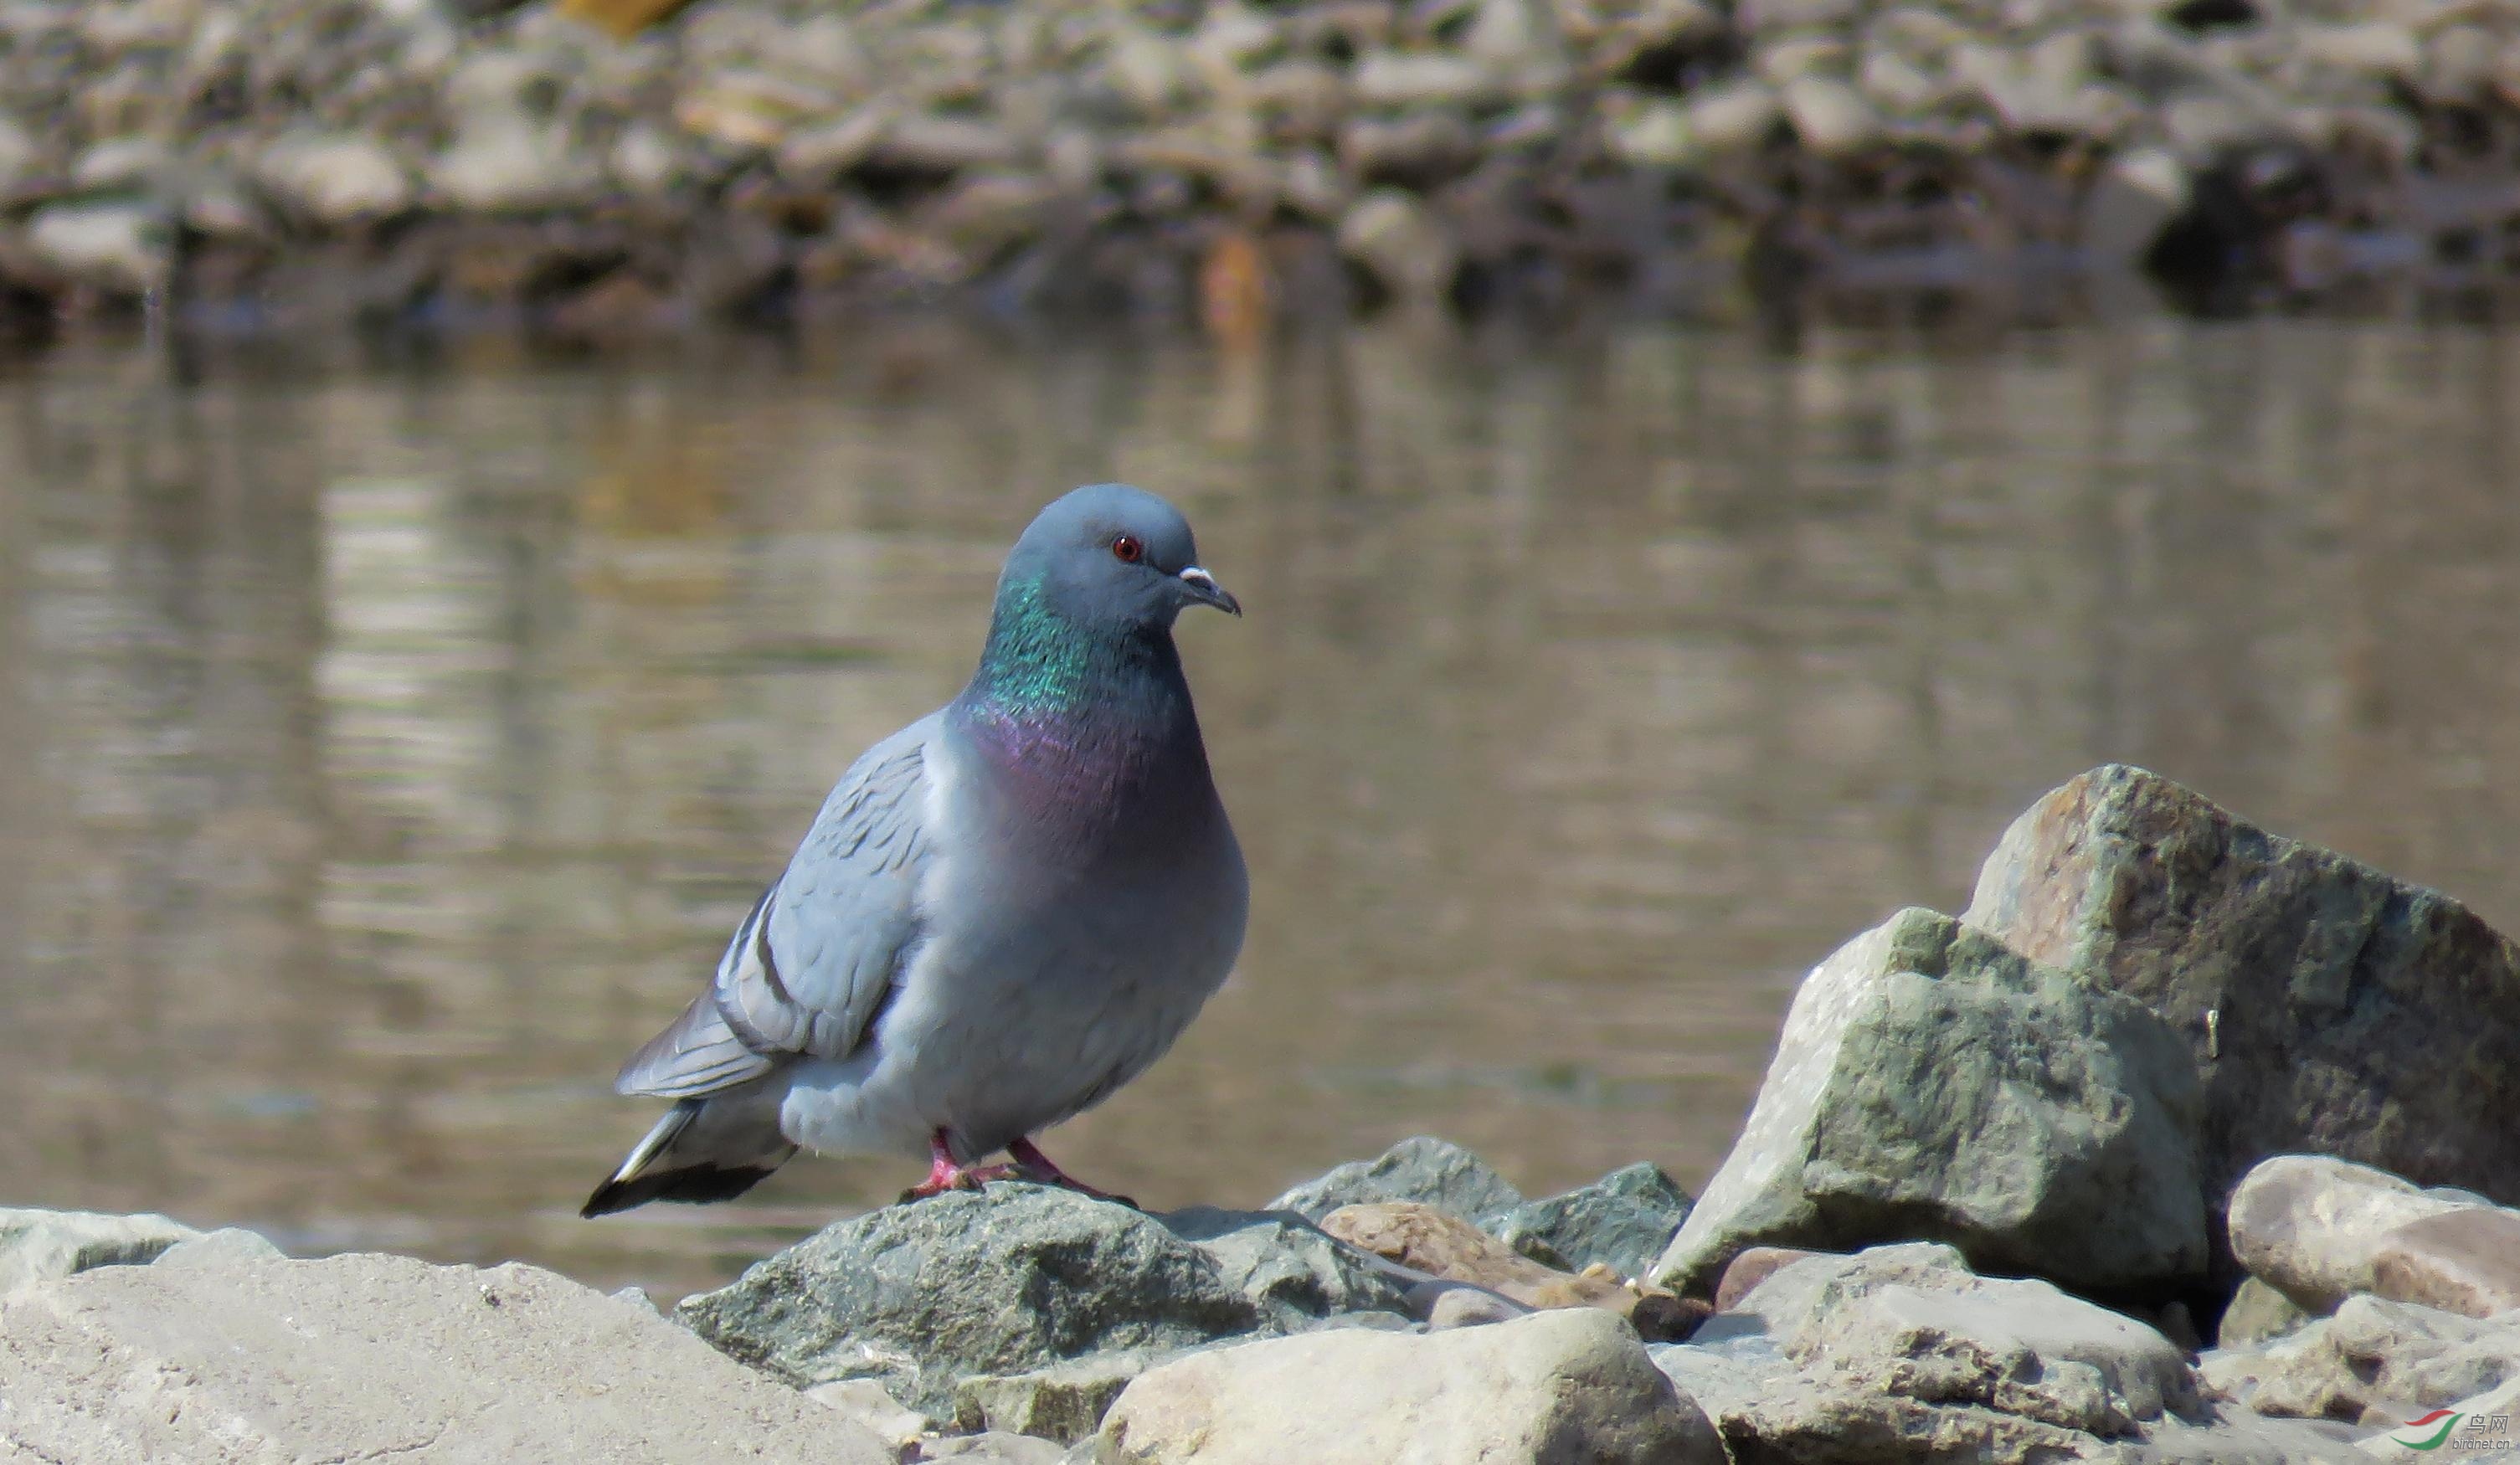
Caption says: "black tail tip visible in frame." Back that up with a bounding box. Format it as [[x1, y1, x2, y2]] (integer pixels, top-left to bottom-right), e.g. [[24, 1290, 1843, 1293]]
[[580, 1164, 780, 1219]]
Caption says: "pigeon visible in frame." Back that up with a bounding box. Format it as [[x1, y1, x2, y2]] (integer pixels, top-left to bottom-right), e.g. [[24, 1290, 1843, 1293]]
[[582, 484, 1247, 1216]]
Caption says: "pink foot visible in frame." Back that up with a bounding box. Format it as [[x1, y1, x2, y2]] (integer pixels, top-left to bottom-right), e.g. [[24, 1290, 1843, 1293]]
[[899, 1131, 1022, 1201], [1010, 1137, 1137, 1208]]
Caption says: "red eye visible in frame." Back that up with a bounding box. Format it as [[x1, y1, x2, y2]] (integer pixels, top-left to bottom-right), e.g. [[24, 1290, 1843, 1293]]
[[1111, 534, 1144, 563]]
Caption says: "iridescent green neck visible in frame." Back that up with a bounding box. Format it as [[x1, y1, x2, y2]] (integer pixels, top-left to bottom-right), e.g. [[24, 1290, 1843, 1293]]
[[959, 575, 1178, 722]]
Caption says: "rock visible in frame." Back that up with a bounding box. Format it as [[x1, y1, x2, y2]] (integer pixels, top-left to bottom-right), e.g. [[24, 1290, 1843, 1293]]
[[2216, 1277, 2312, 1349], [0, 1252, 894, 1462], [2297, 22, 2421, 82], [2199, 1293, 2520, 1424], [1780, 77, 1880, 155], [1685, 80, 1785, 154], [921, 1434, 1067, 1462], [1159, 1206, 1416, 1320], [1666, 1242, 2199, 1460], [1339, 112, 1479, 186], [1601, 94, 1697, 169], [1714, 1246, 1833, 1313], [150, 1227, 285, 1271], [2227, 1154, 2483, 1313], [608, 121, 685, 198], [1962, 763, 2520, 1215], [1490, 1162, 1692, 1280], [1349, 50, 1502, 109], [678, 1185, 1407, 1419], [2079, 145, 2188, 265], [809, 1378, 936, 1449], [1757, 37, 1852, 90], [1088, 1308, 1726, 1464], [1427, 1286, 1528, 1329], [71, 137, 173, 193], [1858, 49, 1942, 114], [776, 107, 895, 183], [1337, 188, 1458, 307], [1271, 1137, 1524, 1226], [610, 1284, 663, 1317], [954, 1349, 1172, 1443], [1653, 907, 2208, 1297], [2372, 1207, 2520, 1319], [0, 1207, 200, 1291], [872, 116, 1022, 174], [1761, 1246, 2198, 1427], [2140, 1406, 2368, 1463], [431, 54, 594, 213], [0, 116, 33, 195], [257, 133, 414, 224], [25, 202, 171, 296], [1321, 1201, 1654, 1317]]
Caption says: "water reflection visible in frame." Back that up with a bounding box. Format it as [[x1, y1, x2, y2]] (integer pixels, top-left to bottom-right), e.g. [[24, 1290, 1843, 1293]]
[[2, 318, 2515, 1297]]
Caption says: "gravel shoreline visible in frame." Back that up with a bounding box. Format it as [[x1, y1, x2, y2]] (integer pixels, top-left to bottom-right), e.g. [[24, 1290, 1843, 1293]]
[[3, 0, 2517, 336]]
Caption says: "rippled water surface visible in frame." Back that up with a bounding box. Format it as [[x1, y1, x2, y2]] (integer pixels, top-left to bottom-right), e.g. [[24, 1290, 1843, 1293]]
[[3, 316, 2517, 1297]]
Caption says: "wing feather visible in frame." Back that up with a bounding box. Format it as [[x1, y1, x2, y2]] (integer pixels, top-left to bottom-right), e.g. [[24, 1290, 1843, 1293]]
[[614, 720, 937, 1099]]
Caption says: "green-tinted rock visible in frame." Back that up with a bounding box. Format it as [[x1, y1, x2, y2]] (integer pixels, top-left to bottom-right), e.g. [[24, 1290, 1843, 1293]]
[[2218, 1277, 2314, 1349], [678, 1185, 1411, 1419], [1653, 908, 2207, 1295], [1962, 763, 2520, 1209], [953, 1347, 1175, 1443], [0, 1208, 201, 1292], [1490, 1164, 1693, 1280]]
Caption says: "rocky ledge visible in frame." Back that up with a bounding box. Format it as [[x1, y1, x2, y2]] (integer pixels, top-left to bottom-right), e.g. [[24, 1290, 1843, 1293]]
[[8, 761, 2520, 1462], [6, 0, 2520, 338]]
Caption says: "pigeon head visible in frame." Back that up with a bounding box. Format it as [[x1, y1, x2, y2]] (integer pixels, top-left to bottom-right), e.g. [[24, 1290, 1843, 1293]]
[[997, 482, 1240, 632], [962, 484, 1238, 725]]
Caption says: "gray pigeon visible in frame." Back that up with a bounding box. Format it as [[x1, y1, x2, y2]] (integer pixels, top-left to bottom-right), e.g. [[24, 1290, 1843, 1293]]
[[583, 484, 1247, 1216]]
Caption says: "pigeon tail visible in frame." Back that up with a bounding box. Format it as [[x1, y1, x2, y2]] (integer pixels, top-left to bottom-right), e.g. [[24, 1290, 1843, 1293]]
[[580, 1096, 797, 1218]]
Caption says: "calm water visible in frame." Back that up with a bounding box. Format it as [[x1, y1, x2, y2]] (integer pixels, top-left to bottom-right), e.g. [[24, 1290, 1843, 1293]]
[[3, 316, 2516, 1298]]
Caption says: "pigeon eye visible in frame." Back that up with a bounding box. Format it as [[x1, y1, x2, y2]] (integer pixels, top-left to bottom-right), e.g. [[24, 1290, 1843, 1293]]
[[1111, 534, 1144, 563]]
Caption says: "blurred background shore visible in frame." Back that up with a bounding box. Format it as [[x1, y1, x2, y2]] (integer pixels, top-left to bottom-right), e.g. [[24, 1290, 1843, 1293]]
[[0, 0, 2517, 336]]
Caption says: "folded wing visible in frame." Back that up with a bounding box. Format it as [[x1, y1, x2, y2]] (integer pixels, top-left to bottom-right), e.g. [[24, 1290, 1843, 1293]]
[[614, 722, 937, 1098]]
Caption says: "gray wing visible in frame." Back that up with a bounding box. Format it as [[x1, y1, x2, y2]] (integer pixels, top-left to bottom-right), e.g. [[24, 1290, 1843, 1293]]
[[614, 717, 939, 1099]]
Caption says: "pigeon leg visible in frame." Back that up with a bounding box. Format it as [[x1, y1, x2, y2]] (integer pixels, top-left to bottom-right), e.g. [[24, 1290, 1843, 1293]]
[[901, 1129, 1021, 1201], [1008, 1137, 1137, 1207]]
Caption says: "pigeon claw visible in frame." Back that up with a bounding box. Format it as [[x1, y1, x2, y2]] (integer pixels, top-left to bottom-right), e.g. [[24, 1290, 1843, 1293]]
[[1009, 1137, 1139, 1209], [898, 1133, 1030, 1202]]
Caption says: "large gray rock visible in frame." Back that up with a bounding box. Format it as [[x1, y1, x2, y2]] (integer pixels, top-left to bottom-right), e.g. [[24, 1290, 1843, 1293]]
[[1084, 1308, 1725, 1464], [678, 1185, 1412, 1418], [1490, 1162, 1693, 1279], [1962, 764, 2520, 1211], [1269, 1136, 1525, 1223], [2227, 1154, 2485, 1313], [1659, 1243, 2200, 1462], [2199, 1293, 2520, 1426], [1652, 907, 2208, 1295], [0, 1207, 202, 1292], [0, 1252, 893, 1463]]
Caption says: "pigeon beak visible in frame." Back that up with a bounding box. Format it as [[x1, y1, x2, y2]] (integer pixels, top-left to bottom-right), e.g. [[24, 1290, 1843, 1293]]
[[1176, 566, 1242, 617]]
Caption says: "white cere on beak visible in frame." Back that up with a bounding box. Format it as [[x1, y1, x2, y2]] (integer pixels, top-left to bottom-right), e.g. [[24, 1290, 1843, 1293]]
[[1176, 566, 1241, 616]]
